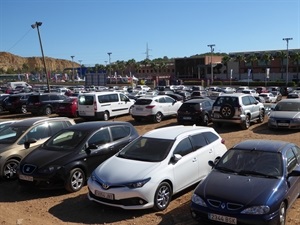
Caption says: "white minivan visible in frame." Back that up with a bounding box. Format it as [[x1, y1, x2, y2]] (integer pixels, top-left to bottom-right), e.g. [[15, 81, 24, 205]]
[[77, 91, 134, 120]]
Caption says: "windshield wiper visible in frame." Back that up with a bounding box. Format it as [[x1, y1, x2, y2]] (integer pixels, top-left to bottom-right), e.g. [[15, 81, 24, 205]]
[[215, 166, 237, 174], [238, 170, 278, 179]]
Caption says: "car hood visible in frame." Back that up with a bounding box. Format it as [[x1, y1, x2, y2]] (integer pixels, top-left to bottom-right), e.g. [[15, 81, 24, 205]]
[[21, 147, 72, 167], [270, 111, 300, 118], [93, 156, 160, 183], [197, 170, 282, 205]]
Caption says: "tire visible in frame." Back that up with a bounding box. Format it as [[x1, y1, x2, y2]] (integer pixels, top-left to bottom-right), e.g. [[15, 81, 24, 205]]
[[103, 111, 109, 121], [153, 182, 172, 211], [277, 202, 286, 225], [64, 168, 86, 192], [241, 115, 250, 130], [153, 112, 163, 123], [3, 159, 19, 180], [220, 104, 235, 119], [202, 114, 209, 126], [258, 110, 265, 123], [44, 107, 52, 115]]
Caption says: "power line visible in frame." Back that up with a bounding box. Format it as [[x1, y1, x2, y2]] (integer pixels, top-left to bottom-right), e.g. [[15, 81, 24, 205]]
[[6, 28, 32, 52]]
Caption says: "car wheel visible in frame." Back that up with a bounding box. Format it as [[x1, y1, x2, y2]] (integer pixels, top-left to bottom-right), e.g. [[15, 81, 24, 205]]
[[258, 110, 265, 123], [44, 107, 52, 115], [3, 159, 19, 180], [65, 168, 86, 192], [220, 104, 235, 119], [202, 114, 209, 126], [241, 115, 250, 130], [103, 111, 109, 121], [278, 202, 286, 225], [153, 112, 163, 123], [153, 182, 172, 211]]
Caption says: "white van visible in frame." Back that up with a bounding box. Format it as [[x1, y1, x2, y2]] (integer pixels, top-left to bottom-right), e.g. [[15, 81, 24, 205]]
[[77, 91, 135, 120], [6, 81, 32, 90]]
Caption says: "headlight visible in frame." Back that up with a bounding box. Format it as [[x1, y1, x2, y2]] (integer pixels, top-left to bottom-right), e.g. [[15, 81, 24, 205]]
[[241, 205, 270, 214], [292, 118, 300, 122], [125, 178, 151, 189], [38, 165, 61, 174], [191, 194, 207, 207]]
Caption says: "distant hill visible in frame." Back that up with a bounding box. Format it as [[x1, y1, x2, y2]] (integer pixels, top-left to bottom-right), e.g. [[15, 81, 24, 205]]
[[0, 52, 79, 73]]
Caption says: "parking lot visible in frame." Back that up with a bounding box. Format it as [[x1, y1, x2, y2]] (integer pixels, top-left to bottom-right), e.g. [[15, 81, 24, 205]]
[[0, 111, 300, 225]]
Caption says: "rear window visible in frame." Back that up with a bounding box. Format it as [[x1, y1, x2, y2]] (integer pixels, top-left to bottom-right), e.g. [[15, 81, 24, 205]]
[[214, 96, 239, 107], [78, 95, 94, 105], [179, 103, 200, 111], [135, 99, 153, 105]]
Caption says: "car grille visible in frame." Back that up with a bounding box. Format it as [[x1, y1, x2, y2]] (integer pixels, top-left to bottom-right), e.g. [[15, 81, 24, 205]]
[[208, 199, 243, 211], [22, 164, 37, 174]]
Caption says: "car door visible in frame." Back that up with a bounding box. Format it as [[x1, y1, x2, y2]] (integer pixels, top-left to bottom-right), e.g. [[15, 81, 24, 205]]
[[172, 137, 199, 192], [165, 96, 179, 115], [286, 147, 300, 204]]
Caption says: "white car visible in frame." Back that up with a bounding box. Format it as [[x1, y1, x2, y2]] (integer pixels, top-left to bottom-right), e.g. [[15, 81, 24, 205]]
[[259, 92, 277, 103], [131, 95, 183, 122], [87, 125, 227, 210]]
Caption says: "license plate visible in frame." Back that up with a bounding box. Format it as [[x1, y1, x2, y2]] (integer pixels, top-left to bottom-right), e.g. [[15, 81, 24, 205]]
[[183, 117, 191, 120], [278, 122, 289, 126], [136, 107, 143, 111], [95, 190, 114, 200], [208, 213, 237, 224], [59, 106, 65, 109], [19, 174, 33, 182]]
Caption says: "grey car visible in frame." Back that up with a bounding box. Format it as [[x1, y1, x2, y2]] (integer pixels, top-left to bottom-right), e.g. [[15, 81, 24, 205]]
[[268, 99, 300, 129]]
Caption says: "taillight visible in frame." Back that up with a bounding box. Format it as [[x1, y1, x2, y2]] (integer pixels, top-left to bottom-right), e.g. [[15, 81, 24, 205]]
[[221, 139, 225, 144], [94, 101, 97, 111], [145, 105, 155, 109]]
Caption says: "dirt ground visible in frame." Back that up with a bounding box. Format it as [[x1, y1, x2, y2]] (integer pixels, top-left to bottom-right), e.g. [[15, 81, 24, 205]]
[[0, 112, 300, 225]]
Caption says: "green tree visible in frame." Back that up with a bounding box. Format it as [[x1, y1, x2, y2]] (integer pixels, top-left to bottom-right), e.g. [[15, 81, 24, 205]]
[[235, 54, 246, 80], [276, 51, 287, 79], [221, 55, 231, 80], [291, 51, 300, 80]]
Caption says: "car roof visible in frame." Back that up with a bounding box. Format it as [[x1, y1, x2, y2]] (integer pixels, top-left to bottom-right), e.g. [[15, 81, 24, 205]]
[[279, 98, 300, 103], [184, 98, 211, 103], [217, 93, 248, 97], [64, 121, 133, 131], [10, 117, 73, 127], [143, 125, 215, 140], [232, 139, 293, 153]]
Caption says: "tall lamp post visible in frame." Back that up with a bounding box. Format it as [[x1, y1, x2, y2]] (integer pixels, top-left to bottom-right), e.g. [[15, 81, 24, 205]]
[[282, 37, 293, 86], [207, 44, 215, 85], [31, 21, 50, 92], [107, 52, 112, 82], [71, 56, 75, 81], [78, 59, 82, 79]]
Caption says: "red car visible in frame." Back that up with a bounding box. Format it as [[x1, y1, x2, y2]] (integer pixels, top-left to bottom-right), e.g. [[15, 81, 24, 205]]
[[56, 97, 78, 118]]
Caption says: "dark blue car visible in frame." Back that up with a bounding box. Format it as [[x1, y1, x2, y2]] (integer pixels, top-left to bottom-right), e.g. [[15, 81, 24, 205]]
[[190, 139, 300, 225]]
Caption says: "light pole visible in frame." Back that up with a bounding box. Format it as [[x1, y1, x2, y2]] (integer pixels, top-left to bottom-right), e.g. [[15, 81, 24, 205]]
[[31, 21, 50, 92], [78, 60, 82, 79], [107, 52, 112, 82], [282, 37, 293, 86], [207, 44, 215, 85], [71, 56, 75, 81]]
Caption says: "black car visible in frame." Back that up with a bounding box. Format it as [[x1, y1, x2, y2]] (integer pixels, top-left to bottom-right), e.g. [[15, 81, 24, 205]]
[[177, 98, 214, 126], [18, 121, 139, 192], [26, 92, 68, 115], [0, 94, 9, 112], [5, 93, 32, 113]]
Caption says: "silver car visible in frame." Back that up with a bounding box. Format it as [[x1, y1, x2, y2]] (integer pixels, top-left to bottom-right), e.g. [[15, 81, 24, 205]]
[[268, 99, 300, 129]]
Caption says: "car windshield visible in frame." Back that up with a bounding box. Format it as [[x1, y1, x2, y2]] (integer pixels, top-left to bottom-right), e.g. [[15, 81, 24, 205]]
[[117, 137, 174, 162], [274, 102, 300, 111], [215, 149, 283, 177], [42, 130, 87, 150], [0, 126, 29, 144]]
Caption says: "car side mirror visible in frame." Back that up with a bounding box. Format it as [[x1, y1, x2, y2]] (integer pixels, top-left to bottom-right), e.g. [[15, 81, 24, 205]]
[[208, 160, 215, 168], [24, 138, 37, 149], [288, 169, 300, 178], [171, 154, 182, 163]]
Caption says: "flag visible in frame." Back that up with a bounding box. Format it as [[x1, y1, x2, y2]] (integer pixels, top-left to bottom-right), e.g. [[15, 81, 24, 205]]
[[248, 69, 251, 77], [230, 69, 233, 79], [266, 68, 270, 79]]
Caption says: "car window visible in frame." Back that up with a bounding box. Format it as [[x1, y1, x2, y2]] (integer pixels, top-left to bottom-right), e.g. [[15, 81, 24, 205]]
[[45, 130, 86, 150], [173, 138, 193, 156], [78, 95, 94, 105], [88, 128, 110, 146], [190, 133, 207, 149], [165, 96, 175, 103], [286, 148, 297, 173], [50, 95, 59, 100], [120, 93, 129, 101], [242, 96, 251, 105], [292, 146, 300, 162], [202, 131, 219, 144], [40, 95, 50, 101], [249, 96, 257, 104], [158, 97, 166, 103], [18, 123, 50, 144], [111, 125, 130, 141], [49, 121, 69, 135]]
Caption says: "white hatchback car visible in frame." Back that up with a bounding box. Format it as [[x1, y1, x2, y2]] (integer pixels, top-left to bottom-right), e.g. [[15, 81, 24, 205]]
[[87, 125, 227, 211], [131, 95, 183, 122]]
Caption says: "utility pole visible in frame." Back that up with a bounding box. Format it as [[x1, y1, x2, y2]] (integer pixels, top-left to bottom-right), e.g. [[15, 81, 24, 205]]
[[207, 44, 215, 85], [282, 37, 293, 86]]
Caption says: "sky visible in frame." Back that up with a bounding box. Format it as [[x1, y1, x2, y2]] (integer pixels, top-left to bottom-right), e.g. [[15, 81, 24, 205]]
[[1, 0, 300, 66]]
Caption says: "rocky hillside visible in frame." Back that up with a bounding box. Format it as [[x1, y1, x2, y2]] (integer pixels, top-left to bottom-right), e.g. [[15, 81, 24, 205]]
[[0, 52, 79, 73]]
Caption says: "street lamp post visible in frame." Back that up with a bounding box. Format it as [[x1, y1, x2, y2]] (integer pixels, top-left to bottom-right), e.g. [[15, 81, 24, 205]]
[[207, 44, 215, 85], [78, 60, 82, 79], [31, 21, 50, 92], [282, 37, 293, 86], [107, 52, 112, 82], [71, 56, 75, 81]]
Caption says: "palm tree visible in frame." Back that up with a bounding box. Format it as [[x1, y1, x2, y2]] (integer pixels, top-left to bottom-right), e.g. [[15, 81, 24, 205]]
[[221, 55, 231, 80], [276, 51, 287, 79], [126, 59, 136, 76], [290, 51, 300, 80], [235, 54, 246, 80]]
